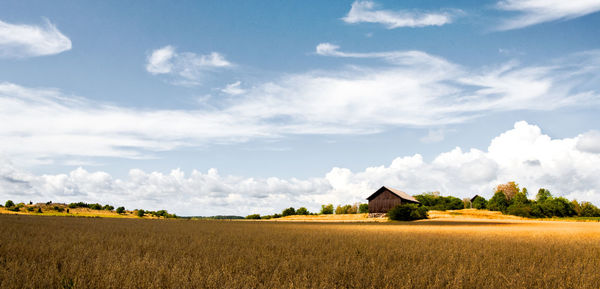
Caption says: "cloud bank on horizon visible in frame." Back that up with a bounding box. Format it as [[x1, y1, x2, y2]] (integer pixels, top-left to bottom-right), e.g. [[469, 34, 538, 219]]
[[1, 121, 599, 216]]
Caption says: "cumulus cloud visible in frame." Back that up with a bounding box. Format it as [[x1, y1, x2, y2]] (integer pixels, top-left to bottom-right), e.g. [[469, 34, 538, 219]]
[[2, 47, 600, 164], [577, 130, 600, 154], [496, 0, 600, 30], [342, 0, 459, 28], [2, 121, 600, 216], [0, 18, 71, 58], [146, 45, 232, 86]]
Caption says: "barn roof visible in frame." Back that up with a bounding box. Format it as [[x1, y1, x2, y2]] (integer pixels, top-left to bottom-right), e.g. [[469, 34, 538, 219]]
[[366, 186, 419, 203]]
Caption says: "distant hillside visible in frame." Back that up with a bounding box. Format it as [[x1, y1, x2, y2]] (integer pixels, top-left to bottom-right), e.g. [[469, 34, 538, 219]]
[[0, 201, 177, 219]]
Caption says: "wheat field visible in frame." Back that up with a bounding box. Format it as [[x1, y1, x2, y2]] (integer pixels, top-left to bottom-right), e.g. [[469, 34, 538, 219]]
[[1, 214, 599, 288]]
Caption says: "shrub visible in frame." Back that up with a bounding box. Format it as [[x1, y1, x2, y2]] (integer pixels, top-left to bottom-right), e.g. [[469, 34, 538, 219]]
[[116, 207, 125, 214], [53, 206, 64, 212], [27, 207, 34, 212], [37, 208, 42, 213], [5, 200, 14, 207], [136, 209, 145, 217], [359, 203, 369, 213], [296, 207, 309, 215], [245, 214, 261, 219], [388, 204, 428, 221], [103, 205, 114, 211], [320, 204, 333, 214], [282, 207, 296, 216]]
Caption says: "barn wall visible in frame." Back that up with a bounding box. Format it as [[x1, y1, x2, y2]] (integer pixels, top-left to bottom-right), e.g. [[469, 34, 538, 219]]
[[368, 190, 403, 213]]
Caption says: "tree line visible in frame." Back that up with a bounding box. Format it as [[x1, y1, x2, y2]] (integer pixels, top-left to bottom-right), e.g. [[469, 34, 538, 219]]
[[246, 203, 370, 219], [247, 181, 600, 221], [469, 182, 600, 218], [1, 200, 177, 218]]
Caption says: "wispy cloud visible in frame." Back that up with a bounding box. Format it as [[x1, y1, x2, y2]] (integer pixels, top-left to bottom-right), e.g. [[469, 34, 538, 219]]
[[146, 45, 232, 86], [342, 0, 459, 28], [221, 81, 246, 95], [1, 46, 599, 165], [420, 128, 447, 143], [0, 18, 71, 58], [2, 121, 600, 215], [496, 0, 600, 30]]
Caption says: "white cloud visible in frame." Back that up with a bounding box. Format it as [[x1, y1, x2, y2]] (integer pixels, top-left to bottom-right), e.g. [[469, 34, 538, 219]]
[[2, 47, 600, 164], [2, 121, 600, 216], [496, 0, 600, 30], [146, 45, 175, 74], [420, 129, 446, 143], [577, 130, 600, 154], [0, 18, 71, 58], [342, 1, 458, 28], [146, 46, 232, 86], [221, 81, 246, 95]]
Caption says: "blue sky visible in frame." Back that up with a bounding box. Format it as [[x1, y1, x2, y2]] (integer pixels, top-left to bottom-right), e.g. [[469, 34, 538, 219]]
[[1, 0, 600, 215]]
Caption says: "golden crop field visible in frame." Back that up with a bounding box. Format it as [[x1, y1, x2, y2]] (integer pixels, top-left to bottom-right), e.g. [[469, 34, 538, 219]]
[[1, 214, 600, 289]]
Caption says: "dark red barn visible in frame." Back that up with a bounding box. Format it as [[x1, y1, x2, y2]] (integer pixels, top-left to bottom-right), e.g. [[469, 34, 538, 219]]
[[366, 186, 419, 214]]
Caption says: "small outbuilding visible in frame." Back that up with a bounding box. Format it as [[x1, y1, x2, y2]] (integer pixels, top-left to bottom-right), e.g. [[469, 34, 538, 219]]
[[366, 186, 419, 214]]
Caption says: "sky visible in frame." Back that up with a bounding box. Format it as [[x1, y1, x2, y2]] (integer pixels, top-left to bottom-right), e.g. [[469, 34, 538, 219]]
[[1, 0, 600, 216]]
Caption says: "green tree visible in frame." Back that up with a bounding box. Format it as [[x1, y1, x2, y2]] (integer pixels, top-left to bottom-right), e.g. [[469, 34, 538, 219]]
[[512, 190, 529, 205], [580, 202, 600, 217], [116, 206, 125, 214], [320, 204, 333, 214], [282, 207, 296, 216], [103, 205, 114, 211], [413, 194, 463, 210], [5, 200, 15, 207], [388, 204, 428, 221], [89, 203, 102, 210], [245, 214, 261, 219], [472, 196, 488, 209], [488, 191, 510, 212], [359, 203, 369, 213], [136, 209, 145, 217], [335, 204, 352, 214], [296, 207, 309, 215], [536, 188, 552, 202]]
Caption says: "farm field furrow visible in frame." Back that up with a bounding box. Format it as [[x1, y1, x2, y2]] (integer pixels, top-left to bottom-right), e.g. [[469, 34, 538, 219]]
[[1, 214, 599, 289]]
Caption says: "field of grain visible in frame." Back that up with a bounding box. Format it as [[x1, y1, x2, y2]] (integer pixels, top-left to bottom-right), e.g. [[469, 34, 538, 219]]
[[1, 214, 600, 289]]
